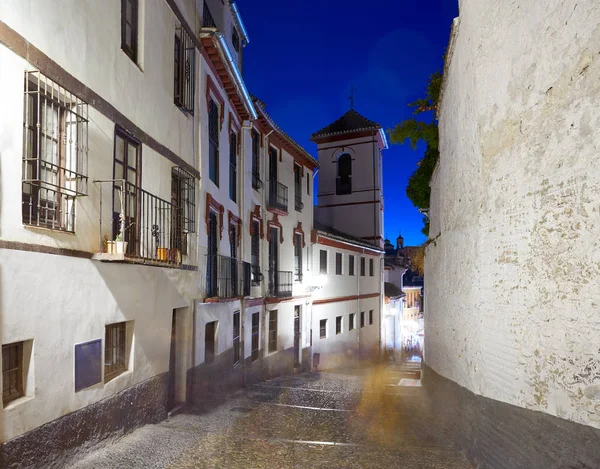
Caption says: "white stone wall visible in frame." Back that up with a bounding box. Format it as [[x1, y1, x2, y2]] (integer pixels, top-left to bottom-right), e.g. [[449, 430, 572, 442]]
[[427, 0, 600, 429]]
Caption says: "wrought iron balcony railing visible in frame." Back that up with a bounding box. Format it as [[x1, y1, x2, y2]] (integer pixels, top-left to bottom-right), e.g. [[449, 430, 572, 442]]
[[252, 171, 263, 190], [268, 270, 293, 298], [206, 254, 251, 299], [94, 180, 193, 267], [268, 180, 288, 213]]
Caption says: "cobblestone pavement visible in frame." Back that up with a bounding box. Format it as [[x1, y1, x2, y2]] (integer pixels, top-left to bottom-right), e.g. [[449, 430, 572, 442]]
[[71, 360, 475, 469]]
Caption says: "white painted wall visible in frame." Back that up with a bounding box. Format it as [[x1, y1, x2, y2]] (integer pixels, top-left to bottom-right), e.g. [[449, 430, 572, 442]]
[[427, 0, 600, 429]]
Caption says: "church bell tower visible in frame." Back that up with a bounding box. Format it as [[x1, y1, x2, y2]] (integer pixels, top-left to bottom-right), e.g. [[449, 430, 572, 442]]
[[311, 109, 388, 247]]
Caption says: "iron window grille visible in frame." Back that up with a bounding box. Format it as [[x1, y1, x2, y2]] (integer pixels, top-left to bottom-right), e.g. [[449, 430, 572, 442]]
[[336, 316, 342, 335], [172, 166, 197, 232], [294, 234, 303, 282], [205, 254, 251, 299], [232, 27, 240, 52], [251, 313, 259, 361], [360, 257, 366, 276], [174, 26, 196, 114], [369, 258, 374, 276], [320, 250, 327, 274], [2, 342, 23, 406], [105, 322, 127, 382], [349, 313, 355, 331], [121, 0, 138, 61], [320, 319, 327, 339], [335, 253, 342, 275], [251, 130, 262, 190], [369, 310, 374, 325], [205, 321, 217, 364], [202, 1, 217, 28], [349, 255, 355, 276], [268, 311, 278, 353], [268, 180, 288, 213], [208, 99, 219, 186], [268, 270, 293, 298], [23, 71, 89, 232], [229, 132, 237, 202], [233, 312, 241, 366], [294, 165, 303, 212], [360, 312, 365, 328]]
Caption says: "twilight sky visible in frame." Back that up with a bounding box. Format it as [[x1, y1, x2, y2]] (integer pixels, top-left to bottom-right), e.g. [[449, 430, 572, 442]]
[[237, 0, 458, 246]]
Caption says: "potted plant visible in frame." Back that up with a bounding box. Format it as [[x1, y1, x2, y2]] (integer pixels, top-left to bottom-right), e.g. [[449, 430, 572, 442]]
[[115, 232, 128, 254]]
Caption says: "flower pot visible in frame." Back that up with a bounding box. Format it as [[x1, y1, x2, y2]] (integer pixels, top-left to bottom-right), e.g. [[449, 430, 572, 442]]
[[105, 241, 116, 254], [115, 241, 128, 254], [157, 247, 168, 261]]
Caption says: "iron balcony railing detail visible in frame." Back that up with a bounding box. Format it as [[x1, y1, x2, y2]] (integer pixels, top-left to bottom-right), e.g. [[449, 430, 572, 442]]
[[95, 180, 193, 266], [268, 180, 288, 213], [206, 254, 251, 299], [268, 270, 293, 298]]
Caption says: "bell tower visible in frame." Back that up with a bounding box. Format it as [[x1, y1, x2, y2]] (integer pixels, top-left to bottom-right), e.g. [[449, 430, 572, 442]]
[[311, 109, 388, 247]]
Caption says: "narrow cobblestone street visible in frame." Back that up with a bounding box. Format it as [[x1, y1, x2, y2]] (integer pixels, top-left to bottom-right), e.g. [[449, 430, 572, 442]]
[[71, 360, 475, 469]]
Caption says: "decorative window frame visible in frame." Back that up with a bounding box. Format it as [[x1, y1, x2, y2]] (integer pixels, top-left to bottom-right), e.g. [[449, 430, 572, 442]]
[[249, 205, 264, 239], [228, 211, 242, 247], [292, 222, 306, 248], [205, 193, 224, 239], [266, 213, 284, 244]]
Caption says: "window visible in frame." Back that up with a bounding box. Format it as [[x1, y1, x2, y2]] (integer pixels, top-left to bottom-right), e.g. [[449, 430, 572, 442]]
[[105, 322, 128, 382], [349, 313, 355, 331], [320, 319, 328, 339], [369, 258, 374, 276], [2, 342, 23, 406], [251, 130, 262, 190], [202, 1, 217, 28], [251, 313, 259, 361], [336, 153, 352, 195], [294, 234, 303, 282], [206, 211, 218, 297], [294, 164, 303, 212], [320, 250, 327, 274], [229, 131, 238, 202], [232, 27, 240, 53], [233, 312, 241, 366], [349, 255, 355, 276], [171, 167, 196, 256], [336, 316, 342, 335], [360, 257, 366, 276], [251, 220, 261, 284], [121, 0, 138, 62], [174, 26, 196, 114], [268, 311, 278, 353], [335, 253, 342, 275], [208, 99, 219, 186], [360, 312, 365, 328], [307, 174, 310, 195], [205, 321, 217, 364], [369, 310, 374, 325], [22, 71, 89, 232]]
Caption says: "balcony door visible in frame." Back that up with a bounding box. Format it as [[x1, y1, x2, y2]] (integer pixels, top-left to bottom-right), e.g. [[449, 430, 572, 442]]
[[268, 227, 279, 296], [113, 130, 140, 255]]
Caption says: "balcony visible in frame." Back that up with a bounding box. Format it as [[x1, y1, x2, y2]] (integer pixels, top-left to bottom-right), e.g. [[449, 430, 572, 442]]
[[268, 180, 288, 214], [252, 171, 263, 191], [268, 270, 293, 298], [206, 254, 251, 299], [93, 180, 194, 267]]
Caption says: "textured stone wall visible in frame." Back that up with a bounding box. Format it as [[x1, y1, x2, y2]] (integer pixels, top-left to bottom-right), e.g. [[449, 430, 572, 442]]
[[426, 0, 600, 431]]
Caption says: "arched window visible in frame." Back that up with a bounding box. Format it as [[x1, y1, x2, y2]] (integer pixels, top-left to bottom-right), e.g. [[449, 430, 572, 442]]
[[336, 153, 352, 195]]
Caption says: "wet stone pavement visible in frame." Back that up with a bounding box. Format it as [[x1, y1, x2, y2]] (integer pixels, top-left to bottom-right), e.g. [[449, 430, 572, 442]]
[[72, 360, 475, 469]]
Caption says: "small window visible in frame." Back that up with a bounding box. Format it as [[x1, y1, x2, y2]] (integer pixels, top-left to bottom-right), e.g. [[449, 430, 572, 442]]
[[360, 257, 366, 276], [336, 316, 342, 335], [294, 234, 303, 282], [251, 130, 262, 190], [320, 250, 327, 274], [121, 0, 138, 62], [294, 165, 303, 212], [251, 313, 259, 361], [202, 1, 216, 28], [2, 342, 24, 406], [335, 253, 342, 275], [229, 131, 238, 201], [307, 174, 310, 195], [232, 27, 240, 53], [268, 311, 278, 353], [349, 313, 355, 331], [320, 319, 327, 339], [174, 26, 196, 114], [233, 312, 241, 366], [205, 321, 217, 364], [208, 99, 220, 186], [105, 322, 129, 382], [369, 258, 374, 277], [369, 310, 374, 325], [349, 255, 355, 276], [336, 153, 352, 195], [360, 312, 365, 328]]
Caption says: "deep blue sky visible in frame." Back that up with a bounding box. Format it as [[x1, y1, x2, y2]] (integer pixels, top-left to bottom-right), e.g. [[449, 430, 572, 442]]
[[237, 0, 458, 246]]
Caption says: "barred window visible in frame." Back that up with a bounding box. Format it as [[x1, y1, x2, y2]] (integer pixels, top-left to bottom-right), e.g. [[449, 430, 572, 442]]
[[320, 250, 327, 274], [105, 322, 128, 382], [268, 311, 278, 353], [208, 99, 219, 186], [294, 234, 303, 282], [251, 313, 259, 361], [360, 257, 366, 276], [2, 342, 23, 407], [202, 1, 217, 28], [320, 319, 327, 339], [369, 310, 374, 325], [251, 220, 261, 284], [369, 258, 374, 276], [22, 71, 88, 232], [349, 313, 355, 331], [336, 316, 342, 335], [174, 26, 196, 114], [233, 312, 241, 366], [349, 255, 355, 276], [335, 253, 342, 275], [229, 132, 237, 202], [171, 167, 196, 256], [251, 130, 262, 190], [360, 312, 365, 328]]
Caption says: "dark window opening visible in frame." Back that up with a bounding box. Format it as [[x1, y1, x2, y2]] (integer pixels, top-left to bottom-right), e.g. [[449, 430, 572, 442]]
[[369, 310, 374, 326], [336, 153, 352, 195], [320, 319, 327, 339], [251, 313, 259, 361], [232, 27, 240, 52], [369, 258, 374, 276], [294, 234, 303, 282], [320, 250, 327, 274], [174, 27, 196, 114], [336, 316, 342, 335], [349, 255, 355, 276], [233, 312, 241, 366], [105, 322, 127, 382], [121, 0, 138, 62], [229, 132, 237, 202], [251, 130, 262, 190], [2, 342, 23, 406], [360, 312, 365, 328], [205, 321, 217, 364], [335, 253, 342, 275], [349, 314, 355, 331], [360, 257, 366, 276], [251, 220, 261, 284], [208, 99, 219, 186], [202, 1, 217, 28], [294, 164, 303, 211], [268, 311, 278, 353]]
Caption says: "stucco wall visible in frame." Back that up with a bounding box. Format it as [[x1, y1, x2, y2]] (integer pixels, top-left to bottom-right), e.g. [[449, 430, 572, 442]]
[[427, 0, 600, 429]]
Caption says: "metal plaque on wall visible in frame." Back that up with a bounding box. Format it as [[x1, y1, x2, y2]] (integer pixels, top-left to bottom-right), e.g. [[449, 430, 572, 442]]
[[74, 339, 102, 392]]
